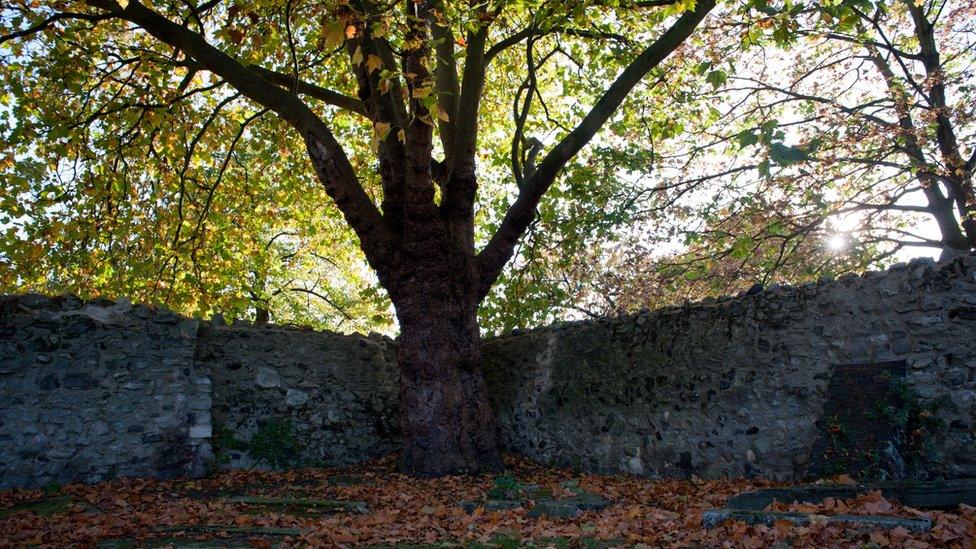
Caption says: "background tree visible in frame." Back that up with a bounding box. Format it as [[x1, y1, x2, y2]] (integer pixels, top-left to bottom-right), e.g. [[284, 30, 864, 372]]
[[1, 0, 720, 474], [487, 0, 976, 317], [699, 0, 976, 253]]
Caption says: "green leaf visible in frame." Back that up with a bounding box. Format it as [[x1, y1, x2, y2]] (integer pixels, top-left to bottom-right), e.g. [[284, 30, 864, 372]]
[[758, 159, 771, 178], [736, 130, 759, 148], [705, 69, 727, 90], [769, 142, 812, 165]]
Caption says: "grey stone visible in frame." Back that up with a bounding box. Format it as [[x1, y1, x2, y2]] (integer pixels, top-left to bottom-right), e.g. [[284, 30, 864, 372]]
[[286, 389, 308, 407], [459, 499, 523, 514], [18, 293, 52, 308], [189, 425, 212, 439], [725, 480, 976, 511], [702, 509, 931, 532], [945, 368, 967, 385], [910, 315, 944, 326], [255, 367, 281, 389], [890, 337, 911, 354], [36, 374, 59, 391], [188, 395, 212, 410], [528, 492, 609, 518]]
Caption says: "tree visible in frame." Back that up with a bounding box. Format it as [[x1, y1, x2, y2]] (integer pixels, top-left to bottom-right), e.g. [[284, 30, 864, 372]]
[[641, 0, 976, 265], [514, 0, 976, 315], [709, 0, 976, 254], [1, 0, 717, 475]]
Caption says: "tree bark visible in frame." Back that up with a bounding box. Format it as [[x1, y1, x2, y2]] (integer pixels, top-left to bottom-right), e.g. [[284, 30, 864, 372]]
[[389, 250, 502, 476], [255, 307, 270, 325]]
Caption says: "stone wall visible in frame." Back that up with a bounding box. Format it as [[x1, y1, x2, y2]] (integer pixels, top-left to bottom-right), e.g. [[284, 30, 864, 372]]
[[483, 254, 976, 480], [0, 295, 212, 489], [199, 323, 399, 468], [0, 295, 400, 489], [1, 253, 974, 488]]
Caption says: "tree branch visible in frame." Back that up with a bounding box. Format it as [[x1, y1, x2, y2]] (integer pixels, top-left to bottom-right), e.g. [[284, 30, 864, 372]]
[[287, 287, 353, 320], [485, 25, 633, 64], [0, 11, 113, 45], [83, 0, 393, 268], [247, 65, 367, 116], [439, 21, 489, 230], [476, 0, 716, 297], [429, 0, 460, 162]]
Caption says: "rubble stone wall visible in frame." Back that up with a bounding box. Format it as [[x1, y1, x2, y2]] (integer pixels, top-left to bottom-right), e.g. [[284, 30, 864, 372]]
[[2, 254, 974, 488], [199, 323, 399, 469], [0, 296, 211, 489], [483, 254, 976, 480]]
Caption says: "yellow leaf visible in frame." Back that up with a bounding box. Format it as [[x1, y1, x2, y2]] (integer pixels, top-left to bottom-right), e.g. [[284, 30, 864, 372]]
[[397, 129, 406, 143], [374, 121, 391, 140], [404, 36, 423, 51], [436, 107, 450, 122], [351, 46, 363, 66], [323, 20, 345, 49], [366, 54, 383, 74]]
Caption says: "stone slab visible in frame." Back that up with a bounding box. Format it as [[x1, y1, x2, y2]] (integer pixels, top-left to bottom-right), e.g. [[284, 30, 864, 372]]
[[726, 480, 976, 511], [223, 496, 368, 513], [702, 508, 932, 533], [157, 525, 306, 536]]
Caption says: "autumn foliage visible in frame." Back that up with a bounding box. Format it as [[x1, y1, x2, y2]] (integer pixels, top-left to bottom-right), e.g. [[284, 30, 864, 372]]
[[1, 455, 974, 548]]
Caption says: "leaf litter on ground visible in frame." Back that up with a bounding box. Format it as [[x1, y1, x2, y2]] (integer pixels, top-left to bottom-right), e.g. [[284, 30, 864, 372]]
[[0, 455, 973, 547]]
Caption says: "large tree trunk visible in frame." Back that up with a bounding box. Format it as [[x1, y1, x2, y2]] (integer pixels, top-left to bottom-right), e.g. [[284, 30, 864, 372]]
[[388, 247, 502, 476]]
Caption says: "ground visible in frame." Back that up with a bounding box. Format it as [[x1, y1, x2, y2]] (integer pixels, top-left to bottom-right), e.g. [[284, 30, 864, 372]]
[[1, 456, 973, 548]]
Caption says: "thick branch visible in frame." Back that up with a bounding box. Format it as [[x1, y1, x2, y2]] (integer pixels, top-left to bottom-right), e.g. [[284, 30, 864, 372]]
[[400, 0, 438, 222], [248, 65, 367, 116], [860, 37, 968, 250], [448, 25, 489, 179], [344, 18, 411, 229], [440, 23, 489, 226], [84, 0, 393, 267], [476, 0, 715, 296], [429, 0, 460, 162], [906, 0, 976, 246]]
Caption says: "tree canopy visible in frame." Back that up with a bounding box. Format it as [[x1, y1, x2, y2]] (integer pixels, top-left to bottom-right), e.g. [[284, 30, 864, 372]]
[[2, 0, 971, 332], [479, 0, 976, 320], [0, 0, 710, 332]]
